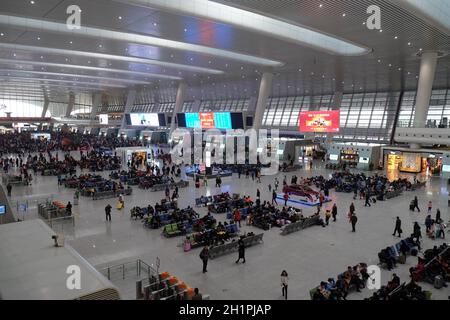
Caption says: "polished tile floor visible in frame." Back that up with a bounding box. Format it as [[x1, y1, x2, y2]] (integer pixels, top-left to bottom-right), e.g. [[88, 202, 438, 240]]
[[7, 154, 450, 300]]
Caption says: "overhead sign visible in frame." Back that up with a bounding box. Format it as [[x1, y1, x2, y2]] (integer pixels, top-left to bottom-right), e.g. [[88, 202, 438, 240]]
[[299, 110, 340, 133]]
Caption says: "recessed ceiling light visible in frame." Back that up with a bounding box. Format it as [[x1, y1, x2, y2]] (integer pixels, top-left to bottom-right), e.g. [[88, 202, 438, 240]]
[[419, 48, 423, 51], [184, 28, 187, 32], [69, 41, 73, 44], [37, 36, 41, 40], [379, 29, 383, 32], [319, 4, 323, 8], [408, 42, 412, 46], [378, 59, 381, 63], [342, 13, 346, 17], [30, 1, 35, 4], [0, 33, 4, 36], [394, 36, 398, 39], [398, 67, 402, 71], [153, 22, 157, 26], [118, 16, 122, 20], [362, 22, 366, 25], [388, 64, 392, 67]]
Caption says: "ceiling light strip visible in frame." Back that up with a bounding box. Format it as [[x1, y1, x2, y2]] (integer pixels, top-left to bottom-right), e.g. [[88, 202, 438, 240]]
[[113, 0, 371, 56], [0, 69, 150, 84], [0, 76, 127, 88], [0, 14, 283, 66], [0, 58, 182, 80], [0, 43, 223, 75]]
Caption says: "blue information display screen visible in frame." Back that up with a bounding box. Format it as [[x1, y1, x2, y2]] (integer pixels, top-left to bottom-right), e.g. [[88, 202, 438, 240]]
[[185, 113, 200, 128], [0, 205, 5, 215], [214, 113, 232, 129]]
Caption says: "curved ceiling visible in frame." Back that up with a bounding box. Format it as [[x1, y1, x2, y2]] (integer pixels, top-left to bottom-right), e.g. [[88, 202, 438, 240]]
[[0, 0, 449, 102]]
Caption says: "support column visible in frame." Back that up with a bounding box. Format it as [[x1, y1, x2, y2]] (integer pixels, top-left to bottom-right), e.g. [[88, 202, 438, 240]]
[[41, 96, 49, 118], [169, 82, 187, 136], [253, 72, 273, 131], [411, 51, 438, 148], [65, 93, 75, 118], [90, 93, 102, 121], [413, 51, 438, 128], [120, 89, 137, 130]]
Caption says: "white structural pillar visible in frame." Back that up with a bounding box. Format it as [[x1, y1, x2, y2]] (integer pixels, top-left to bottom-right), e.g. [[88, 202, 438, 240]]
[[90, 93, 102, 121], [411, 51, 439, 148], [414, 51, 438, 128], [170, 82, 187, 135], [41, 97, 49, 118], [253, 72, 274, 131], [120, 89, 137, 130], [65, 93, 75, 118]]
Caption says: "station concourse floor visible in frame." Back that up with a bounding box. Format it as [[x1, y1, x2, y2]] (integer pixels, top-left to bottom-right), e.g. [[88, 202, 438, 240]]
[[8, 157, 450, 300]]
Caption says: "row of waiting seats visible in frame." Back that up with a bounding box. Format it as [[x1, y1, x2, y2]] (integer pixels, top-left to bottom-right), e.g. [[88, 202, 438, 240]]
[[280, 215, 321, 236], [92, 187, 133, 200], [208, 233, 264, 259], [148, 180, 189, 192]]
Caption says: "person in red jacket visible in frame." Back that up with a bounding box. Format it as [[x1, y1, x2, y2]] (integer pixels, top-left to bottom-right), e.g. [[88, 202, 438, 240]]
[[283, 193, 289, 207], [234, 209, 241, 228]]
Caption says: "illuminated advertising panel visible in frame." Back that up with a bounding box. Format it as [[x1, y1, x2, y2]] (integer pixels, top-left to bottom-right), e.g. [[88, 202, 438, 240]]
[[299, 110, 340, 133], [199, 112, 215, 129], [130, 113, 160, 126], [99, 114, 108, 125]]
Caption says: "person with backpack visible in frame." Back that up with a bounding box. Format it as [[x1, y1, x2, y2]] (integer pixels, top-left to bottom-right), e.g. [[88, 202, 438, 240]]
[[350, 213, 358, 232], [325, 210, 332, 226], [413, 222, 422, 239], [235, 238, 246, 264], [105, 204, 112, 221], [392, 217, 402, 237], [199, 246, 209, 273], [332, 203, 338, 222], [272, 190, 278, 205]]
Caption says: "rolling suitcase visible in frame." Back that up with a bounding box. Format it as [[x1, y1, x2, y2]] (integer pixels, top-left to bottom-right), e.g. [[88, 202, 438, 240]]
[[434, 275, 444, 289]]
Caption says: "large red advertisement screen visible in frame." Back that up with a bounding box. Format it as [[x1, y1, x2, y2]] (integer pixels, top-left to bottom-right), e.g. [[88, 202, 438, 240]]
[[299, 110, 340, 133], [199, 112, 215, 129]]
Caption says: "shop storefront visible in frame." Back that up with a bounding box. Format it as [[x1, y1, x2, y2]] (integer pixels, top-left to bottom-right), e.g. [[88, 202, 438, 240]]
[[382, 148, 444, 177]]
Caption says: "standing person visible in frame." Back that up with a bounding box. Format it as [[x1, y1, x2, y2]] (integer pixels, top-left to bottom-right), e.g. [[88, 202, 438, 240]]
[[392, 217, 402, 237], [251, 171, 255, 181], [215, 176, 220, 188], [256, 188, 261, 200], [105, 204, 112, 222], [118, 193, 124, 209], [436, 221, 446, 239], [272, 190, 278, 205], [238, 168, 241, 179], [165, 186, 170, 200], [413, 196, 420, 212], [199, 246, 209, 273], [349, 203, 355, 215], [257, 170, 261, 183], [436, 209, 441, 223], [332, 203, 338, 222], [283, 193, 289, 207], [274, 178, 279, 191], [427, 201, 432, 213], [350, 213, 358, 232], [325, 210, 331, 226], [425, 215, 433, 233], [281, 270, 289, 300], [66, 201, 72, 217], [268, 184, 272, 193], [235, 238, 246, 264], [233, 209, 241, 228], [6, 183, 12, 197], [191, 288, 203, 300], [364, 192, 371, 207], [413, 222, 422, 239]]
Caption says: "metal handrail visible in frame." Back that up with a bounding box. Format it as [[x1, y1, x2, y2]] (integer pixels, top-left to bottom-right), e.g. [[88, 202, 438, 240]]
[[100, 259, 157, 281]]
